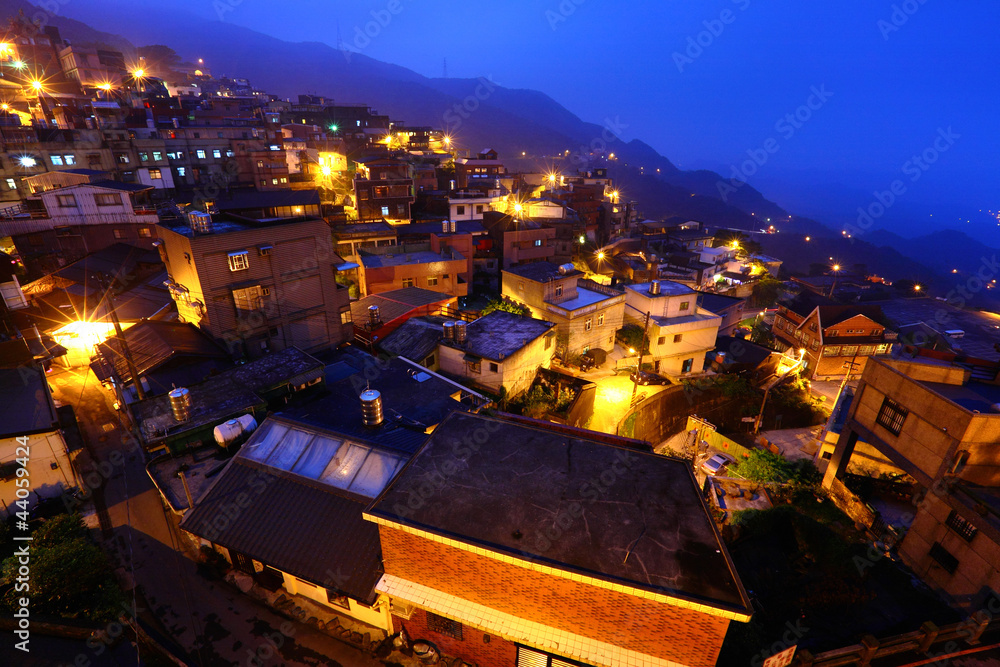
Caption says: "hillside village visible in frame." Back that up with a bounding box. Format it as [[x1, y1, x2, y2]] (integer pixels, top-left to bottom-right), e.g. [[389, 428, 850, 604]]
[[0, 13, 999, 667]]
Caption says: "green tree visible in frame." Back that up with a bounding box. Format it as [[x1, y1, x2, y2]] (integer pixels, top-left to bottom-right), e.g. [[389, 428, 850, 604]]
[[750, 276, 783, 308], [0, 514, 126, 622], [730, 450, 792, 483], [481, 297, 530, 317], [615, 324, 648, 354]]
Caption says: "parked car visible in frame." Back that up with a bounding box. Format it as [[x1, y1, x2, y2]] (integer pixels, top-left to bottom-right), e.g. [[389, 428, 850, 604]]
[[579, 349, 606, 372], [701, 453, 734, 476], [630, 369, 671, 386]]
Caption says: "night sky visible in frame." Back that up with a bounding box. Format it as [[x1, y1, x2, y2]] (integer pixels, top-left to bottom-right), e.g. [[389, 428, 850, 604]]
[[62, 0, 1000, 243]]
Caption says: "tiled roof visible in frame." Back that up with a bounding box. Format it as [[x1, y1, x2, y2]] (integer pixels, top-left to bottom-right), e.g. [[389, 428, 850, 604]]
[[180, 457, 382, 603], [350, 288, 452, 325], [444, 311, 555, 362], [503, 261, 580, 282], [97, 320, 227, 384]]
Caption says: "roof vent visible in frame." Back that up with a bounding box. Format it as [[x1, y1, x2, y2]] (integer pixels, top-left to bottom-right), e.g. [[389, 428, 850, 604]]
[[443, 321, 456, 340], [360, 389, 384, 426], [168, 387, 191, 423], [557, 263, 575, 275], [649, 280, 661, 295], [454, 320, 467, 344], [368, 304, 381, 329]]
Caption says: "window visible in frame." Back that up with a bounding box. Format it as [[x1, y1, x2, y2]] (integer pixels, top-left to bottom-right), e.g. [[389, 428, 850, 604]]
[[825, 346, 841, 356], [196, 150, 207, 159], [326, 590, 350, 610], [811, 340, 819, 350], [657, 336, 665, 346], [929, 542, 959, 574], [517, 646, 588, 667], [489, 362, 499, 372], [842, 345, 858, 356], [138, 152, 149, 162], [584, 318, 592, 332], [94, 193, 121, 206], [427, 613, 463, 640], [674, 334, 683, 343], [56, 194, 77, 207], [114, 153, 129, 164], [597, 313, 605, 326], [877, 344, 889, 354], [258, 245, 272, 256], [456, 205, 465, 215], [424, 354, 435, 367], [5, 178, 15, 190], [50, 154, 63, 166], [213, 149, 222, 159], [946, 510, 978, 542], [827, 330, 838, 337], [427, 277, 438, 286], [682, 358, 694, 373], [176, 167, 186, 177], [113, 229, 125, 239], [138, 227, 151, 238], [0, 461, 19, 481], [858, 345, 875, 356], [63, 154, 75, 165], [875, 396, 908, 435], [467, 359, 481, 374], [228, 251, 249, 272], [272, 178, 279, 185], [950, 450, 969, 475], [679, 301, 689, 311], [809, 322, 818, 332], [794, 329, 803, 339], [554, 284, 563, 297], [153, 151, 163, 161], [544, 335, 552, 350], [260, 179, 267, 187], [401, 278, 414, 288], [256, 160, 264, 168], [148, 168, 162, 180], [280, 177, 288, 184], [340, 310, 352, 325], [232, 285, 263, 312], [534, 239, 542, 247], [442, 274, 449, 281], [381, 206, 390, 216]]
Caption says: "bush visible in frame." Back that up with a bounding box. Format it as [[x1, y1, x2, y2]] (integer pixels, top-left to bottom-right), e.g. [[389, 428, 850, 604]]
[[481, 296, 530, 317]]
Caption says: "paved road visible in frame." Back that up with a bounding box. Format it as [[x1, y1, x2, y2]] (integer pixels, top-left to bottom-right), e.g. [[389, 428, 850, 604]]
[[875, 298, 1000, 361], [47, 366, 382, 667]]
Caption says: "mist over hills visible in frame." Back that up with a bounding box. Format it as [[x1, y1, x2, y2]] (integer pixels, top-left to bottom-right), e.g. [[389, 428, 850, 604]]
[[8, 0, 999, 304]]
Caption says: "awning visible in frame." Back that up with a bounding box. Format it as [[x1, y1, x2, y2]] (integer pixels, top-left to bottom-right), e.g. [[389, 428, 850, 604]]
[[336, 262, 360, 271], [462, 353, 481, 363]]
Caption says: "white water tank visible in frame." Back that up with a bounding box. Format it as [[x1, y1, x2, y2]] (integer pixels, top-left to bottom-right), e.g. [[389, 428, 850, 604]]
[[360, 389, 384, 426], [213, 414, 258, 447], [557, 263, 575, 275], [649, 280, 661, 295]]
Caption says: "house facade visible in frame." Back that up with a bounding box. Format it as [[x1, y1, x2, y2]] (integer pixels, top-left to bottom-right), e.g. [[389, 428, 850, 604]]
[[502, 262, 624, 358], [823, 352, 1000, 613]]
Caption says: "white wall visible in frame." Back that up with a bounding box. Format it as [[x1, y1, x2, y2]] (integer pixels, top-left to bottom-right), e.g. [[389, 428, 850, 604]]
[[0, 431, 79, 517]]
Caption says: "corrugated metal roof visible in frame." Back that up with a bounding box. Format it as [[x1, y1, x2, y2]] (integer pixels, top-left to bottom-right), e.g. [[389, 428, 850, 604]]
[[180, 458, 382, 603]]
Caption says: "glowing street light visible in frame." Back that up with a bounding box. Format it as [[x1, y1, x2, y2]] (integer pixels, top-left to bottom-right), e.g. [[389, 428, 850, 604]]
[[30, 80, 43, 92], [321, 165, 331, 176], [329, 123, 339, 133], [914, 284, 922, 292], [597, 251, 605, 261], [11, 60, 25, 71], [805, 236, 811, 242], [132, 68, 145, 78], [513, 203, 523, 214], [443, 135, 451, 146], [832, 264, 841, 272]]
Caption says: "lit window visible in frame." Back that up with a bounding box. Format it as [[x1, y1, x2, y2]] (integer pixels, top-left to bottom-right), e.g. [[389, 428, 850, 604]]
[[401, 278, 414, 288], [63, 155, 75, 165], [467, 359, 481, 374], [228, 251, 249, 272], [5, 178, 16, 190], [597, 313, 605, 326], [138, 152, 149, 162], [177, 167, 186, 177], [50, 154, 63, 166], [679, 301, 689, 311], [875, 397, 908, 436], [584, 318, 592, 331], [534, 239, 542, 247], [381, 206, 390, 216], [213, 149, 222, 159], [148, 168, 162, 180], [139, 228, 151, 238], [113, 229, 125, 239], [340, 310, 352, 325], [427, 277, 438, 286], [554, 284, 563, 297], [280, 177, 287, 183], [196, 149, 206, 159], [256, 160, 264, 168], [153, 151, 163, 161]]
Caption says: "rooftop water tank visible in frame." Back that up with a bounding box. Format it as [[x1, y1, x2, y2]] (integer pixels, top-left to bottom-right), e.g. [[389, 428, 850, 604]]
[[360, 389, 384, 426]]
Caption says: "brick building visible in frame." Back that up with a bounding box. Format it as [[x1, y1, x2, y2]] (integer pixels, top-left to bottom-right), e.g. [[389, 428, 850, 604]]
[[364, 412, 751, 667]]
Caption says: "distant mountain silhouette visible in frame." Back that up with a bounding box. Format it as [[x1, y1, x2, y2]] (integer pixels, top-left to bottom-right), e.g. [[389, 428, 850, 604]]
[[11, 0, 995, 304]]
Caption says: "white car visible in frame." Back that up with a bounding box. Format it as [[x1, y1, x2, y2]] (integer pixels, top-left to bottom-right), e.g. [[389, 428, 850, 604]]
[[701, 454, 734, 476]]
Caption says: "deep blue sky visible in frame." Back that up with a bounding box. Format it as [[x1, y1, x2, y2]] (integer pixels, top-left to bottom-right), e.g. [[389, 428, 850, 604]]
[[62, 0, 1000, 244]]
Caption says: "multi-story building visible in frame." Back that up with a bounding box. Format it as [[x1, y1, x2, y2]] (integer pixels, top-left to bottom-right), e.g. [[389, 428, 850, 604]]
[[438, 310, 556, 396], [57, 44, 126, 89], [353, 156, 414, 223], [771, 291, 896, 379], [503, 261, 625, 358], [483, 212, 556, 270], [358, 240, 469, 299], [823, 351, 1000, 612], [454, 148, 506, 190], [623, 281, 722, 376], [157, 212, 353, 358], [364, 411, 752, 667]]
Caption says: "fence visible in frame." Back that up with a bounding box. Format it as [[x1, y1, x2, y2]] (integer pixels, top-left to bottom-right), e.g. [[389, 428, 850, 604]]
[[686, 416, 755, 460]]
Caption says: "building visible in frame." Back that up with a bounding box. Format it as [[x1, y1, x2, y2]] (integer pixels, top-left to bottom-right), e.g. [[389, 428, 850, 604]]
[[157, 213, 353, 358], [822, 351, 1000, 613], [438, 310, 556, 397], [697, 292, 747, 337], [454, 149, 506, 190], [502, 261, 625, 358], [353, 156, 414, 223], [358, 242, 469, 299], [179, 353, 489, 632], [482, 212, 556, 270], [376, 315, 452, 370], [350, 287, 456, 351], [624, 281, 722, 376], [213, 189, 322, 219], [364, 411, 752, 667], [132, 346, 325, 455], [771, 291, 896, 379], [0, 339, 82, 514]]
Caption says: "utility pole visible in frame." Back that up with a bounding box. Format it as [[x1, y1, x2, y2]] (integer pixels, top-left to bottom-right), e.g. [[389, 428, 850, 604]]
[[97, 272, 146, 401], [630, 311, 651, 403]]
